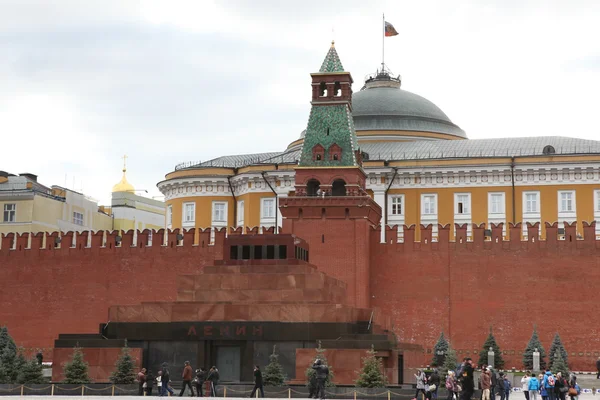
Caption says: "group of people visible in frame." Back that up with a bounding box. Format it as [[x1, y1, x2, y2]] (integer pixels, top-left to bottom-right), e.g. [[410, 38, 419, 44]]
[[136, 362, 220, 397], [414, 358, 584, 400]]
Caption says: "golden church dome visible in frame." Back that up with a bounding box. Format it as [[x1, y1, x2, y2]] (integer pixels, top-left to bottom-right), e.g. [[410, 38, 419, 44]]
[[112, 155, 135, 193]]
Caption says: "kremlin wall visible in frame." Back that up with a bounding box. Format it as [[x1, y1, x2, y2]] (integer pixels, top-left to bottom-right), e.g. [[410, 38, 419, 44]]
[[2, 220, 600, 380]]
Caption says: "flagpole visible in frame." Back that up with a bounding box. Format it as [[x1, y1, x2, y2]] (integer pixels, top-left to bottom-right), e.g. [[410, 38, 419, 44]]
[[382, 13, 385, 71]]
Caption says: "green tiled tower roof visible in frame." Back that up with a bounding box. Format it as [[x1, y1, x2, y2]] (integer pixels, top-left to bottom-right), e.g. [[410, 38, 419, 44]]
[[299, 43, 359, 167], [319, 41, 344, 73]]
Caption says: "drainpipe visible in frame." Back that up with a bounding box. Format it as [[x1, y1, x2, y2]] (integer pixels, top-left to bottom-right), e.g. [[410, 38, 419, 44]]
[[383, 167, 399, 231], [261, 171, 278, 234], [510, 157, 516, 224], [227, 174, 237, 230]]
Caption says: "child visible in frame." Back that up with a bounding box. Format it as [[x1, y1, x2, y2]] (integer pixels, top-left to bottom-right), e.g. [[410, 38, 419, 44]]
[[157, 370, 163, 397], [504, 374, 512, 400]]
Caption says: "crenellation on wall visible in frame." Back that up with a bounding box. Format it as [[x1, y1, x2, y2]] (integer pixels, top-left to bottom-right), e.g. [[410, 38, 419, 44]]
[[15, 232, 29, 251]]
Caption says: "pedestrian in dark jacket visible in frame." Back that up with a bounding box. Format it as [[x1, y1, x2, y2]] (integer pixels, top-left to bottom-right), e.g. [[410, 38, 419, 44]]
[[145, 370, 155, 396], [459, 358, 474, 400], [428, 368, 440, 400], [312, 359, 329, 400], [596, 357, 600, 379], [207, 366, 219, 397], [250, 365, 264, 398], [195, 368, 206, 397], [162, 363, 175, 397], [308, 371, 318, 399], [498, 373, 507, 400], [180, 361, 194, 397]]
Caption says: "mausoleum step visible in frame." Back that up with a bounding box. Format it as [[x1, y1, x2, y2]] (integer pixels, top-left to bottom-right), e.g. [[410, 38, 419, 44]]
[[176, 272, 347, 293], [201, 264, 319, 275], [109, 302, 374, 324], [177, 287, 346, 303]]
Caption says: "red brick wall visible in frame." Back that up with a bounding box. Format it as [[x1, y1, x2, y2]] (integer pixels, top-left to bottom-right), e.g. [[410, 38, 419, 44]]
[[370, 223, 600, 371], [0, 228, 222, 358], [52, 347, 143, 382]]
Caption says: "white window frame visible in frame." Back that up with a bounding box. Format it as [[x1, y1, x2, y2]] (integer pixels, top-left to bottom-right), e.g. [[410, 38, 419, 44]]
[[72, 211, 84, 226], [558, 190, 575, 213], [182, 202, 196, 227], [557, 190, 576, 224], [389, 195, 404, 216], [522, 191, 541, 239], [524, 191, 540, 214], [167, 205, 173, 228], [454, 193, 471, 216], [421, 194, 437, 215], [420, 194, 438, 239], [211, 201, 227, 224], [3, 203, 16, 223], [488, 192, 505, 215], [260, 197, 276, 228], [237, 200, 245, 227]]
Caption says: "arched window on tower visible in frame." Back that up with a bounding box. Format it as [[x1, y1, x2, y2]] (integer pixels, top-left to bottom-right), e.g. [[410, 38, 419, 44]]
[[543, 145, 556, 155], [312, 144, 325, 161], [329, 143, 342, 161], [319, 82, 327, 97], [334, 81, 341, 97], [331, 179, 347, 196], [306, 179, 321, 196]]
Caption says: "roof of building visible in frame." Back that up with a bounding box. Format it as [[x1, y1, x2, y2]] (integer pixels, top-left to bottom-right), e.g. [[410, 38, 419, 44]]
[[319, 41, 344, 73], [351, 73, 466, 138], [112, 156, 135, 193], [174, 136, 600, 172]]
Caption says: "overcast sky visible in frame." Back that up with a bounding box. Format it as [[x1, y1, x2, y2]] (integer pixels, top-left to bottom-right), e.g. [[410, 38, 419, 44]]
[[1, 0, 599, 205]]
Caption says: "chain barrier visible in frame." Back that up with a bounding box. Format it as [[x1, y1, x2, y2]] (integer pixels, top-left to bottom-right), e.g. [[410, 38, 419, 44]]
[[23, 385, 53, 391], [0, 386, 22, 392], [83, 385, 112, 392], [114, 385, 140, 392]]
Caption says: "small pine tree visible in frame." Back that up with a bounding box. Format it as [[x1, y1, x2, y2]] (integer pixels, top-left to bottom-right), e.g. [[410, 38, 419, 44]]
[[478, 328, 505, 369], [305, 341, 335, 389], [18, 358, 46, 384], [431, 333, 449, 366], [109, 345, 136, 384], [0, 327, 24, 383], [548, 333, 568, 370], [63, 346, 91, 384], [263, 345, 286, 386], [552, 352, 569, 376], [442, 342, 458, 379], [523, 327, 546, 370], [355, 345, 387, 388]]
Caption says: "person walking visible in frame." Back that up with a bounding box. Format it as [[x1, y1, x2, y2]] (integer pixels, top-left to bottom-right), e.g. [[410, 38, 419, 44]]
[[528, 372, 540, 400], [555, 372, 568, 400], [539, 374, 548, 400], [459, 358, 475, 400], [207, 366, 220, 397], [522, 372, 531, 400], [162, 363, 175, 397], [428, 367, 440, 400], [145, 370, 155, 396], [312, 359, 329, 400], [489, 366, 498, 400], [596, 357, 600, 379], [568, 373, 579, 400], [195, 368, 206, 397], [138, 368, 147, 396], [414, 369, 428, 400], [179, 361, 194, 397], [250, 365, 264, 398], [542, 369, 556, 400], [503, 374, 512, 400], [481, 367, 492, 400], [445, 371, 458, 400], [498, 373, 507, 400]]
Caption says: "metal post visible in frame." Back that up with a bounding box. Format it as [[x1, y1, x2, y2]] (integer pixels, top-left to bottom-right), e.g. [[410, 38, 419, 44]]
[[388, 390, 391, 400], [112, 385, 115, 396], [224, 386, 227, 398], [289, 388, 291, 399], [81, 385, 85, 396], [21, 385, 24, 396], [51, 384, 55, 396], [354, 390, 357, 400]]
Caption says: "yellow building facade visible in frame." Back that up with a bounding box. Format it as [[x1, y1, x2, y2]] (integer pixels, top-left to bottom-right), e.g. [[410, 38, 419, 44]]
[[157, 53, 600, 242]]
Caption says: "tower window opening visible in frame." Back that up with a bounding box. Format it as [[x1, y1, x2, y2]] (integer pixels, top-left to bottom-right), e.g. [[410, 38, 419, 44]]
[[326, 127, 329, 136], [332, 179, 347, 196], [333, 154, 338, 161], [334, 81, 341, 97], [306, 179, 321, 196], [319, 82, 327, 97], [316, 154, 321, 160], [543, 145, 556, 155]]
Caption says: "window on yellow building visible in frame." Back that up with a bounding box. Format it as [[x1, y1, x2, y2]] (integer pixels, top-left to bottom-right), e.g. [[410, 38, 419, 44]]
[[524, 192, 539, 213], [455, 194, 470, 215], [489, 193, 505, 214], [422, 195, 436, 215], [390, 196, 403, 215], [558, 191, 575, 213], [261, 198, 276, 219], [212, 202, 226, 222], [3, 204, 16, 223], [167, 205, 173, 227], [183, 202, 195, 224], [237, 201, 244, 227], [73, 211, 84, 226]]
